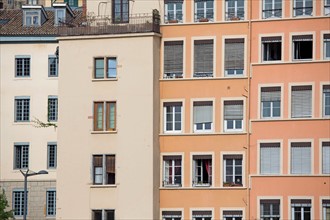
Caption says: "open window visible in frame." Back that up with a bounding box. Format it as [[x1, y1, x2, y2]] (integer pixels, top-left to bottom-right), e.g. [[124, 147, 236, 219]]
[[262, 36, 282, 61], [192, 155, 212, 186], [292, 35, 313, 60]]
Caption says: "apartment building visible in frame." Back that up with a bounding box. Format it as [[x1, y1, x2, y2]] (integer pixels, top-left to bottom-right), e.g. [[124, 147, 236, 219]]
[[0, 4, 82, 219]]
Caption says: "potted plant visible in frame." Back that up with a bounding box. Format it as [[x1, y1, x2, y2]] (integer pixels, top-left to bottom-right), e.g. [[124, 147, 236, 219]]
[[199, 17, 209, 22]]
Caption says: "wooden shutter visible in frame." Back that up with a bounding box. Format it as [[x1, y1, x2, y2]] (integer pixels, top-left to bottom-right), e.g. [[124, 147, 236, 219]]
[[193, 101, 213, 124], [322, 142, 330, 174], [291, 86, 312, 118], [194, 40, 213, 76], [164, 41, 183, 76], [224, 100, 243, 119], [260, 143, 280, 174], [225, 38, 244, 70], [291, 142, 311, 174]]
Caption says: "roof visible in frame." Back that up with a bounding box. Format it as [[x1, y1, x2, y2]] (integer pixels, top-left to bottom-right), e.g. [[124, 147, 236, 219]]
[[0, 8, 84, 36]]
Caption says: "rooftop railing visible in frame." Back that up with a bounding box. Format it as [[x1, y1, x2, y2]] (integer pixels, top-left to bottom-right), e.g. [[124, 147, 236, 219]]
[[58, 10, 160, 36]]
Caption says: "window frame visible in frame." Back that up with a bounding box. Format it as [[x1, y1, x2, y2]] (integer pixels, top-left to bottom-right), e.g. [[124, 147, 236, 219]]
[[93, 101, 117, 132], [15, 56, 31, 77], [14, 96, 30, 122], [261, 36, 282, 62], [293, 0, 313, 17], [290, 84, 313, 119], [24, 10, 40, 26], [291, 34, 314, 61], [321, 199, 330, 220], [92, 209, 115, 220], [191, 154, 213, 187], [224, 38, 245, 76], [259, 142, 281, 175], [93, 57, 117, 80], [193, 39, 214, 78], [163, 40, 184, 79], [55, 8, 66, 25], [48, 55, 58, 77], [46, 189, 56, 217], [289, 141, 312, 175], [325, 0, 330, 15], [290, 199, 312, 220], [12, 190, 26, 217], [191, 210, 213, 220], [262, 0, 282, 19], [223, 99, 244, 133], [323, 33, 330, 60], [47, 142, 57, 169], [260, 86, 282, 119], [162, 155, 182, 187], [223, 154, 243, 187], [48, 96, 58, 122], [162, 210, 183, 220], [163, 102, 183, 133], [225, 0, 245, 21], [112, 0, 129, 23], [92, 154, 116, 185], [192, 100, 214, 133], [14, 143, 29, 170], [165, 0, 184, 23], [194, 0, 214, 22], [321, 141, 330, 174], [323, 84, 330, 117]]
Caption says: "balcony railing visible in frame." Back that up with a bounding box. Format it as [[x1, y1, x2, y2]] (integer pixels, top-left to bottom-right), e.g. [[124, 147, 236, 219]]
[[262, 8, 282, 18], [58, 10, 160, 36]]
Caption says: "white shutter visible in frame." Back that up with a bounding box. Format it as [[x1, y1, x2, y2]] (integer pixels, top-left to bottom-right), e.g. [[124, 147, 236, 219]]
[[291, 142, 311, 174], [193, 101, 213, 124], [322, 142, 330, 174], [224, 100, 243, 119], [291, 86, 312, 118], [260, 143, 280, 174]]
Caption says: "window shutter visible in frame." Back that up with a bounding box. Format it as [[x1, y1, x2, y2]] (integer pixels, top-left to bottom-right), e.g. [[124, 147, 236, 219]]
[[225, 38, 244, 70], [261, 87, 281, 101], [322, 142, 330, 174], [292, 35, 313, 41], [223, 210, 243, 217], [291, 86, 312, 118], [162, 211, 182, 218], [106, 155, 115, 174], [262, 36, 281, 43], [192, 210, 212, 217], [260, 143, 280, 174], [223, 154, 243, 160], [224, 100, 243, 119], [324, 34, 330, 41], [193, 101, 213, 123], [93, 155, 103, 167], [194, 40, 213, 75], [291, 199, 312, 207], [291, 142, 311, 174], [164, 41, 183, 75]]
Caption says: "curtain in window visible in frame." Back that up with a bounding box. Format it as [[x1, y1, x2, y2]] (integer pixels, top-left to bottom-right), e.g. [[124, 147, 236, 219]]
[[291, 142, 311, 174], [261, 87, 281, 102], [224, 100, 243, 120], [164, 41, 183, 75], [193, 101, 213, 124], [260, 143, 280, 174], [225, 38, 244, 70], [322, 142, 330, 174], [291, 86, 312, 118], [194, 40, 213, 76]]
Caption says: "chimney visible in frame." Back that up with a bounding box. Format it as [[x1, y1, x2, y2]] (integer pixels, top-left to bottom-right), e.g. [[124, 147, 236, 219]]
[[82, 0, 86, 17]]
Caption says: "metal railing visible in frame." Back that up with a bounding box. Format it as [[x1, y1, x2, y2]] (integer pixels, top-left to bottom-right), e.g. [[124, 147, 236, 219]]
[[262, 8, 282, 18], [58, 10, 160, 36]]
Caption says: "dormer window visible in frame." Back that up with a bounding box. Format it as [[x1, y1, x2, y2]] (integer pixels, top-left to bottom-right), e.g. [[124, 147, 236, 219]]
[[25, 10, 40, 26], [53, 3, 74, 25], [27, 0, 38, 5], [55, 9, 65, 25]]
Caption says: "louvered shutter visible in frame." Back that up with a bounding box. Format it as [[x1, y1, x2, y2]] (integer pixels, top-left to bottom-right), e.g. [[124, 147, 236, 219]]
[[291, 86, 312, 118], [323, 85, 330, 116], [164, 41, 183, 76], [193, 101, 213, 124], [322, 142, 330, 174], [194, 40, 213, 76], [260, 143, 280, 174], [291, 142, 311, 174], [261, 87, 281, 101], [224, 100, 243, 119], [225, 38, 244, 70]]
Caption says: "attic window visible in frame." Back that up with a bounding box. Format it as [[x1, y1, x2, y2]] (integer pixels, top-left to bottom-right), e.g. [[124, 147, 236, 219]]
[[55, 9, 66, 25], [25, 10, 40, 26]]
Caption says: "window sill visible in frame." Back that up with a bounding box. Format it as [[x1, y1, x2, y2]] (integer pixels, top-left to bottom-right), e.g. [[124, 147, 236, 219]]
[[160, 132, 247, 136], [160, 186, 247, 190], [160, 76, 248, 81], [252, 60, 329, 66], [13, 77, 31, 80], [13, 122, 31, 125], [92, 78, 118, 82], [91, 130, 117, 134], [90, 184, 117, 188], [252, 117, 330, 122]]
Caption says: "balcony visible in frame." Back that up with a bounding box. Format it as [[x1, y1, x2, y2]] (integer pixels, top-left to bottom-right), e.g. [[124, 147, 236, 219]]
[[58, 10, 160, 36]]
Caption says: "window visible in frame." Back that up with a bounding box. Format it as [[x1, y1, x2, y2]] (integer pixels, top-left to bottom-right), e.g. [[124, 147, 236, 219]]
[[93, 102, 116, 131], [194, 0, 213, 22], [322, 142, 330, 174], [27, 0, 37, 4], [323, 85, 330, 117], [225, 0, 245, 20], [163, 156, 182, 187], [15, 97, 30, 122], [194, 40, 213, 77], [291, 142, 311, 174], [260, 200, 280, 220], [224, 100, 243, 132], [192, 210, 212, 220], [325, 0, 330, 15], [260, 143, 280, 174], [192, 155, 212, 186], [24, 10, 40, 26], [15, 56, 30, 77], [224, 38, 244, 76], [55, 9, 65, 25], [46, 190, 56, 217], [291, 199, 311, 220], [324, 34, 330, 59], [193, 101, 213, 132], [92, 210, 115, 220], [93, 155, 115, 185], [223, 210, 243, 220], [263, 0, 282, 18], [112, 0, 129, 23], [292, 35, 313, 60], [14, 144, 29, 169], [223, 154, 243, 187], [261, 87, 281, 118], [293, 0, 312, 16], [64, 0, 78, 7], [262, 37, 282, 61], [48, 56, 58, 77], [94, 57, 117, 79], [291, 85, 312, 118], [48, 96, 58, 122], [164, 102, 182, 133], [162, 211, 182, 220], [164, 41, 183, 79], [47, 143, 57, 169], [13, 190, 26, 217], [323, 200, 330, 220], [165, 0, 183, 23]]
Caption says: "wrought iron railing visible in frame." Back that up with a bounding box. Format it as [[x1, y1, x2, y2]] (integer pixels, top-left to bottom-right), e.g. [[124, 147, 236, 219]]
[[262, 8, 282, 18], [58, 10, 160, 36]]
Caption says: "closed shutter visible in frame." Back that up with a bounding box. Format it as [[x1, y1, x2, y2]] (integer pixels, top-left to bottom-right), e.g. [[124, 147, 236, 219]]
[[225, 38, 244, 70], [322, 142, 330, 174], [224, 100, 243, 119], [223, 210, 243, 218], [261, 87, 281, 101], [291, 142, 311, 174], [194, 40, 213, 76], [192, 210, 212, 217], [164, 41, 183, 75], [323, 85, 330, 116], [260, 143, 280, 174], [162, 211, 182, 218], [291, 85, 312, 118], [292, 35, 313, 41], [193, 101, 213, 124], [262, 36, 281, 43]]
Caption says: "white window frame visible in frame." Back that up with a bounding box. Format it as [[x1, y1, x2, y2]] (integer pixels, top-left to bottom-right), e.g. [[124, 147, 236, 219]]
[[321, 141, 330, 174], [192, 38, 215, 78], [291, 34, 314, 61], [323, 33, 330, 60], [289, 83, 314, 119], [289, 140, 313, 175], [162, 155, 182, 187], [161, 210, 183, 220], [225, 0, 245, 21], [194, 0, 214, 22], [257, 197, 283, 220], [260, 86, 281, 119], [24, 10, 40, 26], [262, 0, 282, 19], [92, 209, 115, 220], [48, 55, 58, 77], [325, 0, 330, 15], [223, 154, 243, 187], [321, 198, 330, 220], [191, 153, 213, 187], [55, 8, 66, 25], [192, 99, 214, 133], [163, 102, 183, 133], [323, 84, 330, 117], [47, 142, 57, 169], [165, 1, 184, 23], [259, 142, 281, 175], [261, 36, 282, 62], [191, 209, 213, 220], [293, 0, 313, 17], [222, 99, 245, 133], [46, 189, 56, 217], [290, 198, 313, 220]]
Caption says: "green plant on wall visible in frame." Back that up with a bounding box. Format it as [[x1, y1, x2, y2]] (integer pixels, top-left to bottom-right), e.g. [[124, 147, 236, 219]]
[[0, 189, 14, 220]]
